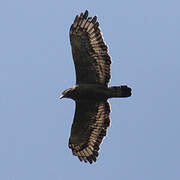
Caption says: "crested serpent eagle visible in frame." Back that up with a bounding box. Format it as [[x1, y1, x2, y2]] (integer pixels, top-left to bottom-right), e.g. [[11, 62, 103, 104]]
[[60, 10, 132, 164]]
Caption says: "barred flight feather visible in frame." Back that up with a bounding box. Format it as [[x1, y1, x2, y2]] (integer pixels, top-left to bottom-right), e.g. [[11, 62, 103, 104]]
[[69, 101, 110, 163], [70, 10, 111, 85]]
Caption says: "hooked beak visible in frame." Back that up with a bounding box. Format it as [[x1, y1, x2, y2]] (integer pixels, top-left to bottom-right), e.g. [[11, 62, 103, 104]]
[[59, 94, 64, 99]]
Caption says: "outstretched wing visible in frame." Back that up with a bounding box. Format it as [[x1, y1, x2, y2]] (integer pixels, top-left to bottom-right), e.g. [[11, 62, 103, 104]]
[[70, 10, 111, 86], [69, 101, 111, 164]]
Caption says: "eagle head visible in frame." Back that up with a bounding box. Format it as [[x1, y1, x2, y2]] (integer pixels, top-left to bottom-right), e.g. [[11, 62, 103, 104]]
[[60, 88, 75, 99]]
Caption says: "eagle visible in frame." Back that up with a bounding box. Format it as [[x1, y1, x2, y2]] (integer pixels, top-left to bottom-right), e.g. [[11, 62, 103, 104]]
[[60, 10, 132, 164]]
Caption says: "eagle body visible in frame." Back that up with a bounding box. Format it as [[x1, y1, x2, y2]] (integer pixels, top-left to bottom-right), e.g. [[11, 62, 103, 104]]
[[62, 84, 108, 101], [62, 84, 131, 101], [60, 10, 132, 164]]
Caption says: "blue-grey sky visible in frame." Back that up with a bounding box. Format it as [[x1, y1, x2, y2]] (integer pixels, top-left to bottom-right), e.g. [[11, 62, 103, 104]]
[[0, 0, 180, 179]]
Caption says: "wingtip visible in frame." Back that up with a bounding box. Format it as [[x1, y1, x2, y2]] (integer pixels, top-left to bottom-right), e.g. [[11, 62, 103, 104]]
[[91, 16, 97, 24], [83, 10, 88, 19], [79, 12, 83, 18]]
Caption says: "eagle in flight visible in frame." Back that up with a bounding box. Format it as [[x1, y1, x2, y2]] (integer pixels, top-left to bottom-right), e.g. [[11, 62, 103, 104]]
[[60, 10, 132, 164]]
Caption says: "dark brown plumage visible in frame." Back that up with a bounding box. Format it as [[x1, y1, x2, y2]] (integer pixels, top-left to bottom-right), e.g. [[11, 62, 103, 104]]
[[70, 10, 111, 86], [60, 10, 132, 164]]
